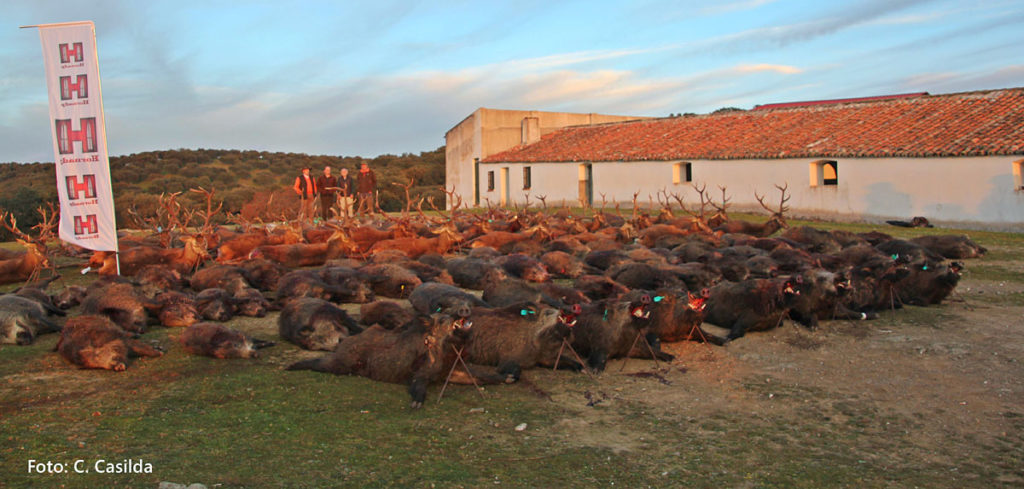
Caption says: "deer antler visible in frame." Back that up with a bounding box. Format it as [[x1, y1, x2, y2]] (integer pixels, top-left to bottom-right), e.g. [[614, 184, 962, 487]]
[[775, 183, 790, 217], [392, 178, 416, 217], [537, 195, 548, 210], [189, 187, 223, 233]]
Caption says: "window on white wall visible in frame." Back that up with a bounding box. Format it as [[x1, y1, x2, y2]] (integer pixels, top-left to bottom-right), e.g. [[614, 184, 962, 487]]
[[810, 160, 839, 187], [487, 171, 495, 191], [523, 166, 532, 190], [1014, 160, 1024, 191], [673, 162, 692, 184]]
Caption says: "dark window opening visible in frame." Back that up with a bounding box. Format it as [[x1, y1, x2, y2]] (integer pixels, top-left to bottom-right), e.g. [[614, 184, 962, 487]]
[[523, 166, 532, 190], [487, 171, 495, 191], [823, 161, 838, 186]]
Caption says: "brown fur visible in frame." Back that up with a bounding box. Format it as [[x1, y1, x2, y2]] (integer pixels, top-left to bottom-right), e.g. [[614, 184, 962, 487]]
[[56, 315, 162, 371]]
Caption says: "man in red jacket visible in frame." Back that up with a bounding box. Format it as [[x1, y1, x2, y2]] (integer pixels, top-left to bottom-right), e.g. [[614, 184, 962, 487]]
[[293, 167, 317, 223]]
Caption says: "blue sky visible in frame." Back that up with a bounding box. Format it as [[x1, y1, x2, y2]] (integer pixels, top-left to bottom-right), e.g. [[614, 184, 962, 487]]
[[2, 0, 1023, 162]]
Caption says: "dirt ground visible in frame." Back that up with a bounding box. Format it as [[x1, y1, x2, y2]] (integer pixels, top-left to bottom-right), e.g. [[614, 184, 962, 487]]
[[532, 267, 1024, 486]]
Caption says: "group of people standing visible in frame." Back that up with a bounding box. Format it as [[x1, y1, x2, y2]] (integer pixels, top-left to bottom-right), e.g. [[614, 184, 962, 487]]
[[293, 162, 377, 222]]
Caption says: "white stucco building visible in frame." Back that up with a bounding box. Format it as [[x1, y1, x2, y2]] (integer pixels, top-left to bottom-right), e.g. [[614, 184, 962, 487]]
[[456, 88, 1024, 230]]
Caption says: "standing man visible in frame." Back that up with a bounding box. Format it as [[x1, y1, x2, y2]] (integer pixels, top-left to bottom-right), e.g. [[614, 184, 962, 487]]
[[293, 167, 317, 223], [316, 166, 338, 221], [337, 167, 354, 218], [355, 162, 377, 216]]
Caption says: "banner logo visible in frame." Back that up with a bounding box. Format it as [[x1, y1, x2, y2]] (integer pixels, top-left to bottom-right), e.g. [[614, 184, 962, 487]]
[[65, 174, 98, 200], [55, 117, 98, 154], [59, 42, 84, 63], [59, 75, 88, 100], [73, 214, 99, 235]]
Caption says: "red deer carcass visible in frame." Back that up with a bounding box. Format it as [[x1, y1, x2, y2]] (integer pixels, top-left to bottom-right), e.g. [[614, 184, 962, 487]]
[[368, 223, 463, 259], [714, 184, 790, 237], [216, 225, 304, 263], [250, 228, 359, 268], [89, 235, 211, 276], [0, 211, 52, 285]]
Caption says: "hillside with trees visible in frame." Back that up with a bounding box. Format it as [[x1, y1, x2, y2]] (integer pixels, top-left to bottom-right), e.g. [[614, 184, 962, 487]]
[[0, 147, 445, 240]]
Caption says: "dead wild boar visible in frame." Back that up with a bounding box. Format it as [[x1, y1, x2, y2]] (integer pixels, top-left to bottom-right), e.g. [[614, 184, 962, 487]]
[[894, 260, 962, 306], [278, 297, 362, 351], [703, 276, 803, 344], [56, 315, 163, 371], [574, 275, 630, 301], [540, 251, 585, 279], [232, 287, 270, 317], [315, 267, 375, 304], [190, 265, 252, 295], [445, 258, 508, 290], [81, 282, 161, 333], [584, 250, 632, 271], [643, 289, 710, 343], [135, 265, 188, 292], [409, 282, 487, 317], [276, 270, 339, 302], [909, 235, 987, 259], [195, 288, 237, 322], [494, 253, 550, 282], [358, 263, 422, 298], [0, 294, 62, 345], [238, 258, 290, 291], [180, 322, 274, 359], [571, 295, 673, 373], [155, 291, 200, 328], [875, 239, 944, 264], [53, 285, 87, 310], [359, 300, 416, 330], [608, 262, 682, 291], [397, 260, 456, 285], [786, 268, 874, 329], [287, 314, 488, 409], [464, 302, 583, 378]]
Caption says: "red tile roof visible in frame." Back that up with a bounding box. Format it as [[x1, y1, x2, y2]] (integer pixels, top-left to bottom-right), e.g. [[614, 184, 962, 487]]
[[483, 88, 1024, 163]]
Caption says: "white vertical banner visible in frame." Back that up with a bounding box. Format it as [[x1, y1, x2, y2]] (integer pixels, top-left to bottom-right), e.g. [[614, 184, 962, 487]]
[[35, 21, 118, 252]]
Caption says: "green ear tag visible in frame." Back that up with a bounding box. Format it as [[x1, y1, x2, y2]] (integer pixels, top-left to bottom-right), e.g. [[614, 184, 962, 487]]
[[602, 309, 608, 321], [436, 307, 442, 313], [520, 309, 528, 316], [891, 254, 899, 260], [653, 296, 664, 302], [922, 265, 929, 271]]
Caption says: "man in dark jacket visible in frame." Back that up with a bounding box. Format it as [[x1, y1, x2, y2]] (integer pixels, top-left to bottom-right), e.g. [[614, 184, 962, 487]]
[[315, 166, 338, 220], [355, 162, 377, 216], [292, 167, 317, 223], [337, 167, 354, 218]]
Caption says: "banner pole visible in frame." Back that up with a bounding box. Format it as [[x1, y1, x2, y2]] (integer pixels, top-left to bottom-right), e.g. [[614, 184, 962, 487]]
[[87, 22, 121, 275]]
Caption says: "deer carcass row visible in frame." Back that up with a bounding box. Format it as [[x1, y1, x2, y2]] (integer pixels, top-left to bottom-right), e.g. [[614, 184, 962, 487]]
[[216, 226, 304, 263], [90, 235, 211, 276], [250, 228, 358, 268], [367, 223, 463, 258]]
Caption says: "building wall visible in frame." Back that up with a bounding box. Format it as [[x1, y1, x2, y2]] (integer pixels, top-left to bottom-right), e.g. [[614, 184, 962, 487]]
[[445, 108, 649, 208], [479, 156, 1024, 229]]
